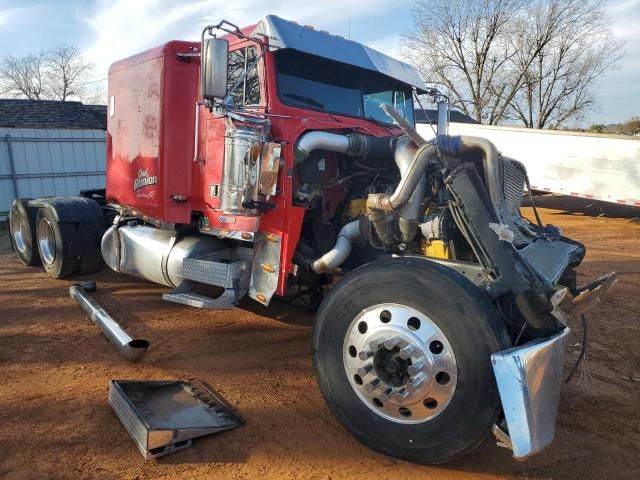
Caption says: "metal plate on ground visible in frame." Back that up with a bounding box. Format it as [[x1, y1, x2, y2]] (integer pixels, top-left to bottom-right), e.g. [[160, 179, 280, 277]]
[[108, 380, 243, 459]]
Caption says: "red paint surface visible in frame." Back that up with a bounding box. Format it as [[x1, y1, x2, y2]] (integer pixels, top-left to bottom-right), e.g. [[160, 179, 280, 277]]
[[106, 34, 401, 295], [107, 41, 200, 224]]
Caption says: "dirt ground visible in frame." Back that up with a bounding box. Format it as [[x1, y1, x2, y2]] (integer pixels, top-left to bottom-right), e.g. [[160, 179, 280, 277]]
[[1, 196, 639, 480]]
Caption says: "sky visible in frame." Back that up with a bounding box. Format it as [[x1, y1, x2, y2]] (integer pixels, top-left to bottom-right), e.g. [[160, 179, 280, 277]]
[[0, 0, 638, 125]]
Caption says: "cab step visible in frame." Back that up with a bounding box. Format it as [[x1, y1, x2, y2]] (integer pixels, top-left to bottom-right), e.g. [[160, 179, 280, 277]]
[[162, 248, 252, 310], [163, 289, 240, 309], [182, 253, 250, 288]]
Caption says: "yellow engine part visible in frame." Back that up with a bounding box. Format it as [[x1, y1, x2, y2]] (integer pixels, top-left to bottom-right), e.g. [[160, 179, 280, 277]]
[[348, 198, 367, 218], [422, 239, 450, 259]]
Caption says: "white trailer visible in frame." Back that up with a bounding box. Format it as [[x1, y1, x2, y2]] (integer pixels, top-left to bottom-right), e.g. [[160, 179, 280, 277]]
[[417, 122, 640, 207]]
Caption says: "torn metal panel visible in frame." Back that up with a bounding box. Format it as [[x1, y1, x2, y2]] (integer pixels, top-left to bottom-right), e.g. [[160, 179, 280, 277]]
[[259, 142, 281, 196], [552, 271, 618, 323], [519, 240, 581, 286]]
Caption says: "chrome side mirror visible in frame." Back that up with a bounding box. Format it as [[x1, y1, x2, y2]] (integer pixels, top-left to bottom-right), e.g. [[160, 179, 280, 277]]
[[201, 38, 229, 100]]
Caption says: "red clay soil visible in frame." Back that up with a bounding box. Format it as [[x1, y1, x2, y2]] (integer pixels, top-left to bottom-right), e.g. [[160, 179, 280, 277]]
[[0, 196, 639, 480]]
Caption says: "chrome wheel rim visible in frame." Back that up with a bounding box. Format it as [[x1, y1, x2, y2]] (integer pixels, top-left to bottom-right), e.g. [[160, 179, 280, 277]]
[[10, 210, 28, 254], [38, 217, 56, 265], [343, 303, 457, 424]]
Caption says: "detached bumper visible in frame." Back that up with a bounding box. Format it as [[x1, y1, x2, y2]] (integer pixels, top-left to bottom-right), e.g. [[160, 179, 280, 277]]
[[491, 271, 617, 460], [491, 328, 570, 460]]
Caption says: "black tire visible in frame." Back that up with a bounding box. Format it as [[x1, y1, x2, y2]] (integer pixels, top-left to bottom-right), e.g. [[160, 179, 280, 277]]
[[35, 206, 79, 279], [77, 251, 105, 275], [8, 198, 41, 266], [312, 257, 510, 464]]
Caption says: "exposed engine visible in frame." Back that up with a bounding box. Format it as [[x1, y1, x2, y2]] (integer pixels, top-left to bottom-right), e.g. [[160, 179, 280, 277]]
[[289, 111, 586, 338]]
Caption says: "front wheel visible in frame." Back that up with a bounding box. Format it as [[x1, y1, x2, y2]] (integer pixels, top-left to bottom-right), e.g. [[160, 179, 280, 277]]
[[312, 257, 510, 464]]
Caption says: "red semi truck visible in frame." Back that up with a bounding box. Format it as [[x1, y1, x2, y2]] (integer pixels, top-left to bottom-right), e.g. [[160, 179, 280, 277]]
[[8, 16, 615, 463]]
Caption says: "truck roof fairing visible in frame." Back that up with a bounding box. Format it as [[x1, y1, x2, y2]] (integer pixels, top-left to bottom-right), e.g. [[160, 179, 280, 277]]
[[252, 15, 428, 93]]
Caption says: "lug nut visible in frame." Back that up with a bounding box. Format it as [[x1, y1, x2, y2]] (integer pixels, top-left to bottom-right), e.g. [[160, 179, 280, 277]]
[[358, 349, 374, 360], [378, 388, 393, 402], [399, 345, 417, 360], [369, 336, 385, 350], [406, 372, 427, 392], [364, 378, 381, 393], [383, 336, 408, 350], [393, 388, 410, 401], [408, 360, 426, 376], [357, 364, 373, 377]]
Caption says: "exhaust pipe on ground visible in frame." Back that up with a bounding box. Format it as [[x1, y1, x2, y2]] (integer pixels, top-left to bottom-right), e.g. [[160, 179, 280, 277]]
[[69, 281, 149, 362]]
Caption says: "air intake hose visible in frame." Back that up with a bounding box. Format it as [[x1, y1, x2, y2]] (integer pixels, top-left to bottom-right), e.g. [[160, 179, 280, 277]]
[[294, 131, 395, 164]]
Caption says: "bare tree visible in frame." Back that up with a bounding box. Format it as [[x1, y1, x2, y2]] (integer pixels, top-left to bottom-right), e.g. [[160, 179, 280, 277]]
[[622, 117, 640, 136], [404, 0, 623, 128], [0, 52, 47, 100], [81, 87, 108, 105], [509, 0, 623, 128], [45, 46, 94, 101], [403, 0, 529, 123], [0, 45, 99, 103]]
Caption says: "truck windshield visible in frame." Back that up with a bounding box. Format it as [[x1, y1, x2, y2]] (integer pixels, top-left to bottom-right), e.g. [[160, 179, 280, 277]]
[[274, 49, 415, 125]]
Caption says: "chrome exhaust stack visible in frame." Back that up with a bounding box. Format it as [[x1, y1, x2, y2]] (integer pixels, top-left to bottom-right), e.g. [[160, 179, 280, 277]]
[[69, 281, 149, 362]]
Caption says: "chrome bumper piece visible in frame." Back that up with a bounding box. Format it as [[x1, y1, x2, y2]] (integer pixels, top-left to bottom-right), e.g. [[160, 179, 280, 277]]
[[491, 328, 570, 460], [491, 271, 617, 460]]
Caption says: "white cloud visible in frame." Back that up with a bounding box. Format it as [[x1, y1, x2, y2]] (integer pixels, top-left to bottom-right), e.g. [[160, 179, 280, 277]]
[[0, 6, 34, 30], [366, 34, 403, 59], [608, 0, 640, 15]]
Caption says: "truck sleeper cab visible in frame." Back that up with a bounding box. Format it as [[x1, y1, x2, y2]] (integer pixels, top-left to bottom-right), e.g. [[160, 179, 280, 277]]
[[8, 15, 616, 465]]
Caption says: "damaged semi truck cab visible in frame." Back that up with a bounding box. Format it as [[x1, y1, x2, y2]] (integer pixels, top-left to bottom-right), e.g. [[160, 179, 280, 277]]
[[9, 15, 616, 464]]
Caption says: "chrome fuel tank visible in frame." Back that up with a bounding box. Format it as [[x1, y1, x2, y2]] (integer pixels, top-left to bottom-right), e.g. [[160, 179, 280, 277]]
[[101, 224, 228, 287]]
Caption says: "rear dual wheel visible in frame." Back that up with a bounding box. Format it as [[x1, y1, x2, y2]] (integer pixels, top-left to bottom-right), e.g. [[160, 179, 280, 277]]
[[312, 258, 510, 464], [9, 199, 41, 266], [36, 206, 79, 278], [9, 197, 104, 279]]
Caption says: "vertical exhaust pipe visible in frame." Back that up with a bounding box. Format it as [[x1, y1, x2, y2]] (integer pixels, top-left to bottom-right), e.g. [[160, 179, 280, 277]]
[[69, 282, 149, 362]]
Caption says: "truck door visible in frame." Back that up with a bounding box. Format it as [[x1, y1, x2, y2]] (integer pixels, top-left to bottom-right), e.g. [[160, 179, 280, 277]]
[[197, 42, 266, 235]]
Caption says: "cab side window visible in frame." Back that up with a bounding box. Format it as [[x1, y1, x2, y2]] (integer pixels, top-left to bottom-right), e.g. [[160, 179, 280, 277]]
[[226, 46, 261, 106]]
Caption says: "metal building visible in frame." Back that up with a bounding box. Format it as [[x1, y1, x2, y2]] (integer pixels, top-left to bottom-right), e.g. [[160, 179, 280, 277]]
[[0, 99, 106, 218]]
